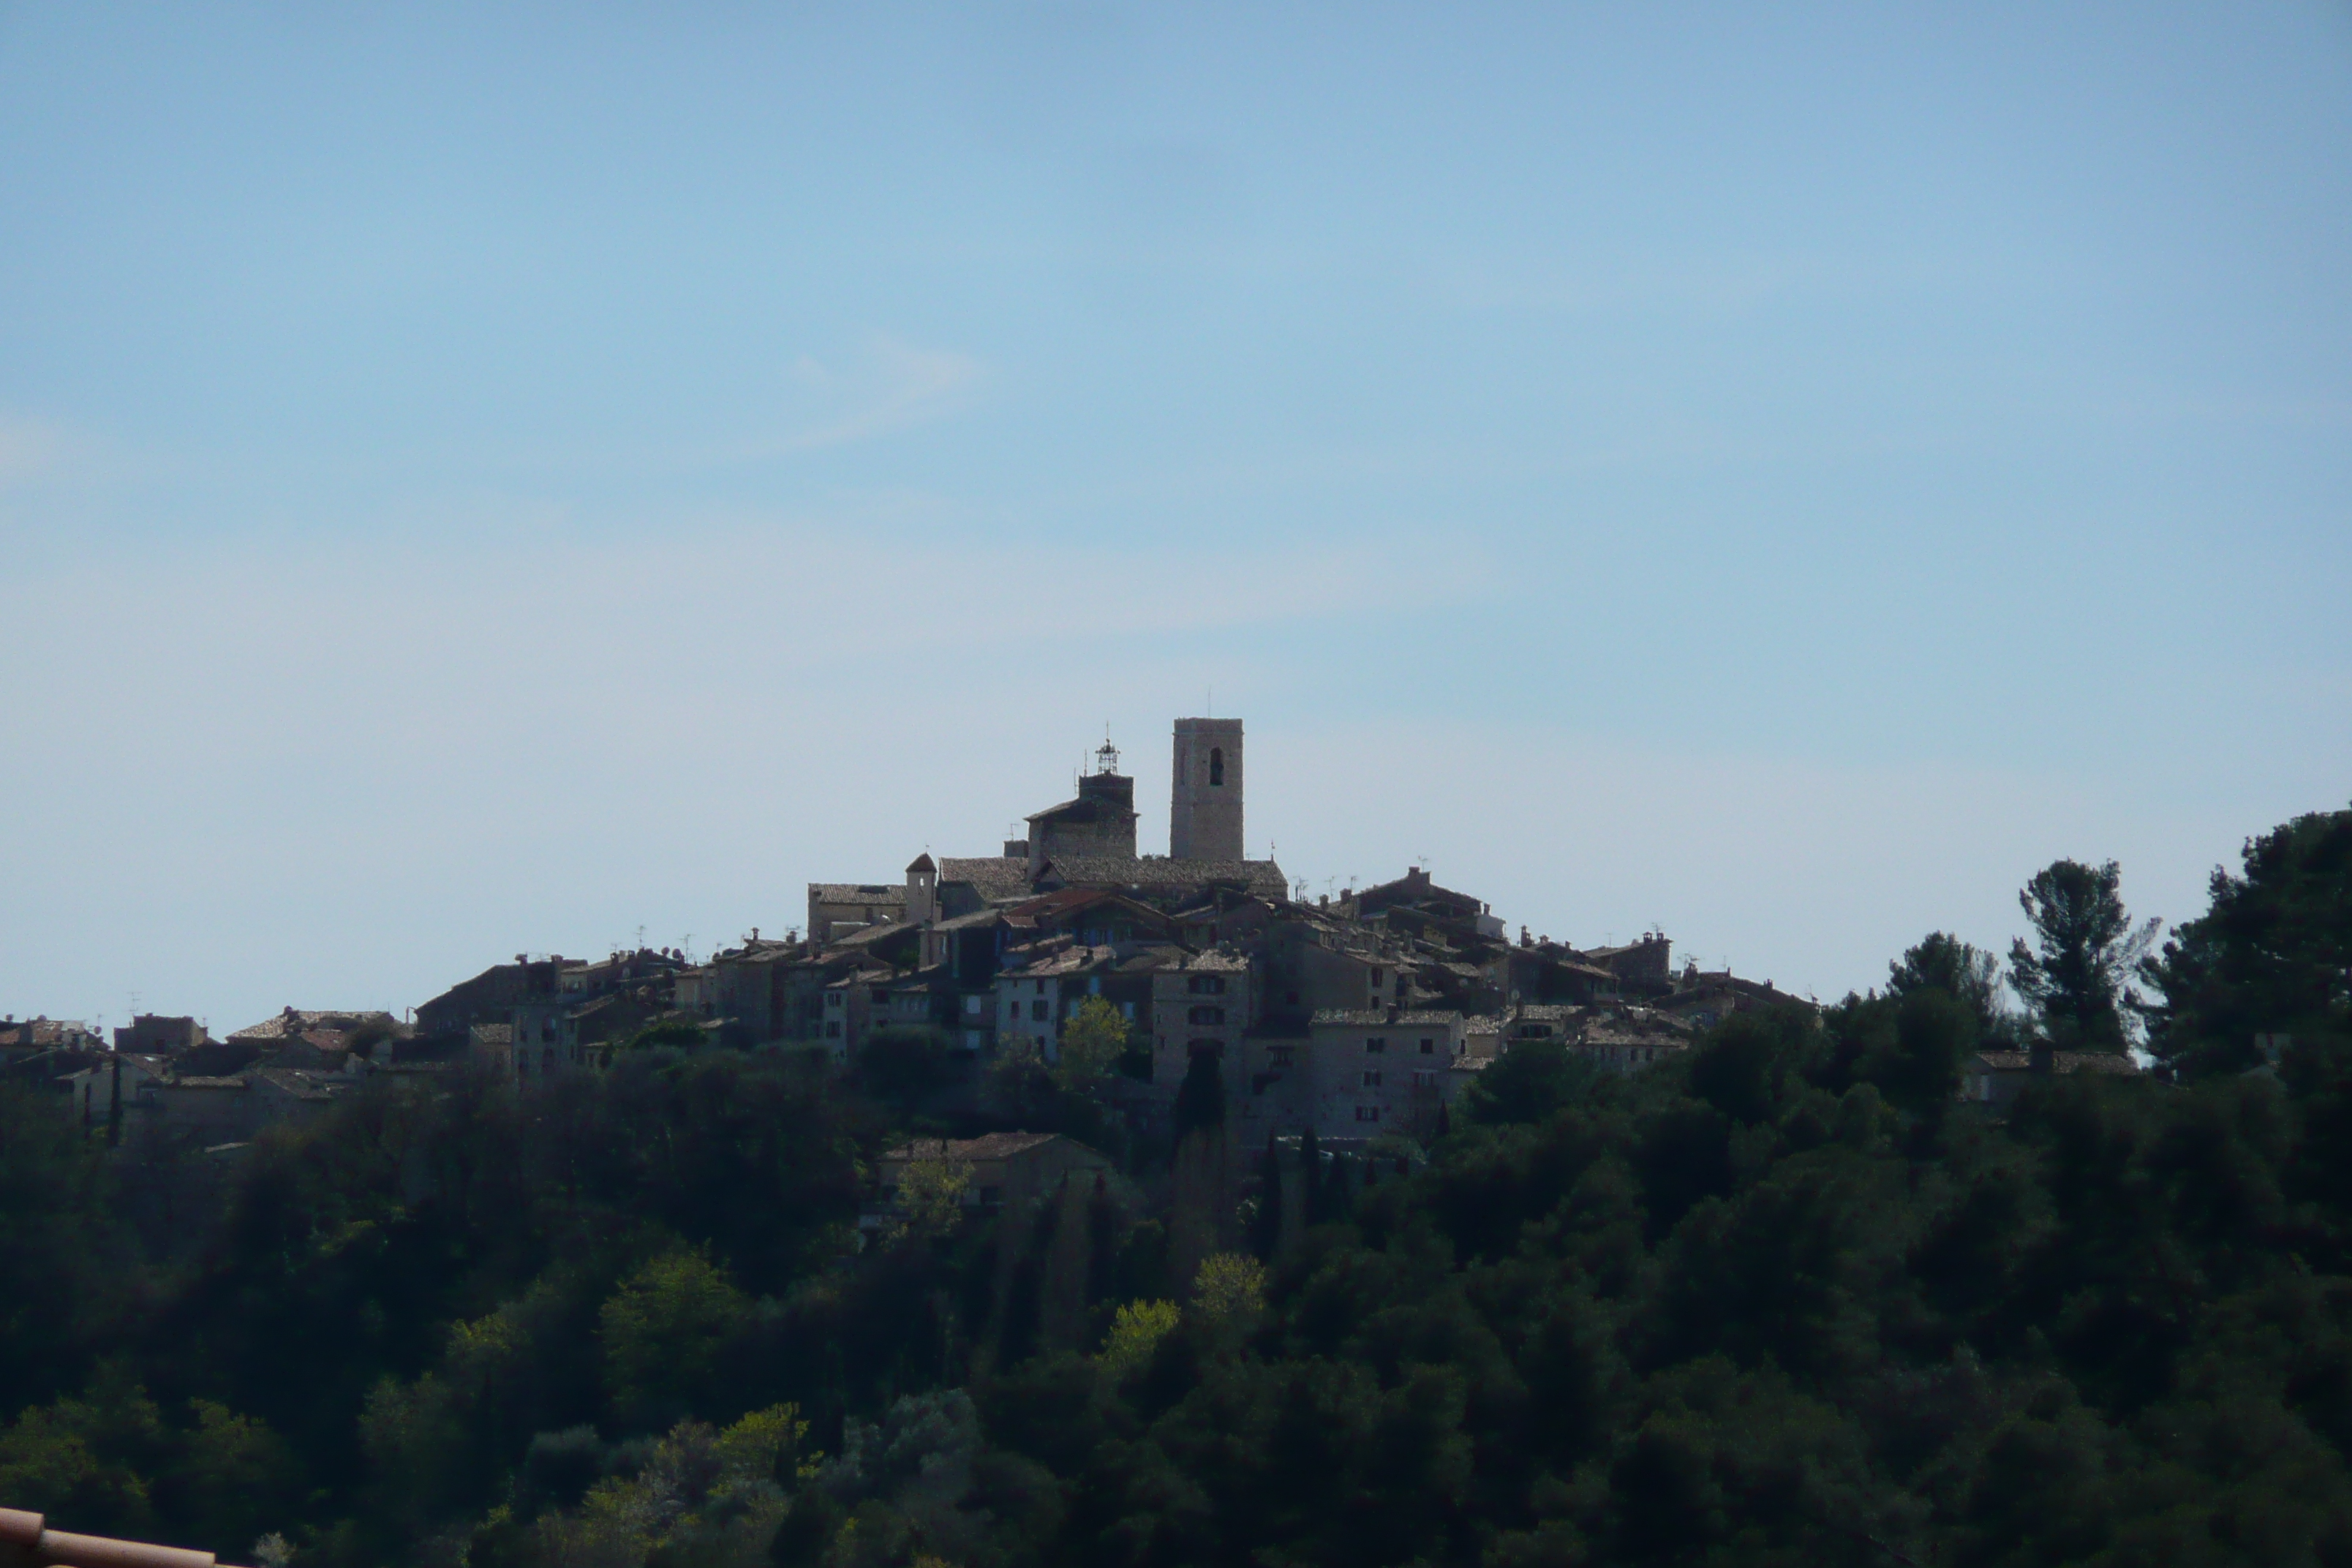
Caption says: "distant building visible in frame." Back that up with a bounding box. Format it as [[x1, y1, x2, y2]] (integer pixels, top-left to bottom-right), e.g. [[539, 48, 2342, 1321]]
[[875, 1131, 1113, 1215], [1026, 740, 1142, 874], [1304, 1009, 1467, 1137], [1964, 1049, 2139, 1108], [807, 884, 905, 945], [113, 1014, 206, 1055], [1169, 717, 1244, 862], [1150, 949, 1251, 1088]]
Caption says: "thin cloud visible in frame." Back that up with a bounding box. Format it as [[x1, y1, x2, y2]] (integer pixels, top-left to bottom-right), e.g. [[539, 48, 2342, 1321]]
[[771, 337, 982, 454]]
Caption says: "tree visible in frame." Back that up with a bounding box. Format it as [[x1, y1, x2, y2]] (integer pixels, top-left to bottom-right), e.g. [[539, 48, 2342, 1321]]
[[598, 1251, 754, 1428], [2008, 859, 2159, 1052], [2140, 807, 2352, 1076], [858, 1026, 955, 1112], [622, 1019, 706, 1052], [1190, 1253, 1266, 1325], [1056, 997, 1130, 1090], [1098, 1300, 1180, 1377], [1173, 1049, 1224, 1140], [1462, 1036, 1599, 1126], [892, 1156, 973, 1242], [1887, 932, 2007, 1039], [1248, 1136, 1283, 1259]]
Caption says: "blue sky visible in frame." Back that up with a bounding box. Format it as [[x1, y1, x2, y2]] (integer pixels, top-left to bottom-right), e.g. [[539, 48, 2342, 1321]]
[[3, 2, 2347, 1033]]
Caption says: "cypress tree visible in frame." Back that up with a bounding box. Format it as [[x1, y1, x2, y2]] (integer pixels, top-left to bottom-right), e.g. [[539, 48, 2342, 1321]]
[[1250, 1134, 1283, 1259]]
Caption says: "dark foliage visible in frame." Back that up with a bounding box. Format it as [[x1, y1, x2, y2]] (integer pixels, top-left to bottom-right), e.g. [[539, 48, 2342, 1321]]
[[7, 810, 2352, 1568]]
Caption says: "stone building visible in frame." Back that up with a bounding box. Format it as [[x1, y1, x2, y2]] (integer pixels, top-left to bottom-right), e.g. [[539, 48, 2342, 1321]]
[[415, 957, 572, 1041], [112, 1014, 207, 1055], [1303, 1009, 1467, 1137], [1169, 717, 1243, 862], [1025, 741, 1141, 875], [807, 883, 905, 945], [875, 1131, 1114, 1215], [1150, 949, 1251, 1088]]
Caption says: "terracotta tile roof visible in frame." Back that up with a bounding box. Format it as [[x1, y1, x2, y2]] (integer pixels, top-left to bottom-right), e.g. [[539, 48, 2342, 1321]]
[[1311, 1009, 1466, 1028]]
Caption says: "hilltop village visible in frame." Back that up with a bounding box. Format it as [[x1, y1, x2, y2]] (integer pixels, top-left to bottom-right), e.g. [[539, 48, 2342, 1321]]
[[3, 717, 1803, 1156]]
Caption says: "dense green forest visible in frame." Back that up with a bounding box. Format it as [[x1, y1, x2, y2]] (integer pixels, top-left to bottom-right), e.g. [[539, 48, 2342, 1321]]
[[1, 807, 2347, 1568]]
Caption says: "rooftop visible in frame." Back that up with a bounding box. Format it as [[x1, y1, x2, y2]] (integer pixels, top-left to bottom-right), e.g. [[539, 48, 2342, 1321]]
[[1971, 1051, 2141, 1076], [881, 1131, 1071, 1163]]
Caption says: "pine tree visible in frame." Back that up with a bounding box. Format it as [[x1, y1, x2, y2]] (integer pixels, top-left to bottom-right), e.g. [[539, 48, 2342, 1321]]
[[2010, 859, 2160, 1052]]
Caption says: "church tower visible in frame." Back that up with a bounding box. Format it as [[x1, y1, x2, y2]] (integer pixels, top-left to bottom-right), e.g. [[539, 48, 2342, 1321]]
[[1169, 717, 1243, 862]]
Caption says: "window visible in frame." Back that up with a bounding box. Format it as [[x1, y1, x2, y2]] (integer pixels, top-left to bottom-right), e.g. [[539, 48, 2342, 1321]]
[[1187, 975, 1226, 995], [827, 993, 843, 1008], [1030, 999, 1049, 1022], [1355, 1105, 1381, 1123], [1270, 1046, 1296, 1068], [1370, 968, 1383, 987], [826, 1021, 842, 1038], [1188, 1005, 1226, 1025], [1414, 1069, 1439, 1088], [1420, 1037, 1435, 1054], [1365, 1037, 1386, 1053], [1362, 1069, 1382, 1086], [1121, 1000, 1135, 1020], [1209, 747, 1224, 785], [965, 995, 983, 1016]]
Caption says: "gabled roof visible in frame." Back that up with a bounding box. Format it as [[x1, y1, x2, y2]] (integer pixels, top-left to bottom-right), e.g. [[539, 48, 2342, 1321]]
[[937, 858, 1035, 902]]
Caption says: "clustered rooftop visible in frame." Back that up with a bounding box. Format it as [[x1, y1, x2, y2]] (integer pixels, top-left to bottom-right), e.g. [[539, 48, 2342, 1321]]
[[3, 718, 1808, 1147]]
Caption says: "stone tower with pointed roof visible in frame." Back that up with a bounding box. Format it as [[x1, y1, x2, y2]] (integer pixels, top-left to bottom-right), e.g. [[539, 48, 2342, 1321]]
[[1169, 717, 1243, 862]]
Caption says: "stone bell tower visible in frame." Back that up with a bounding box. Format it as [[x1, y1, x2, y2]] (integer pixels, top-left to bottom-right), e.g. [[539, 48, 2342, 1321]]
[[1169, 717, 1243, 862]]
